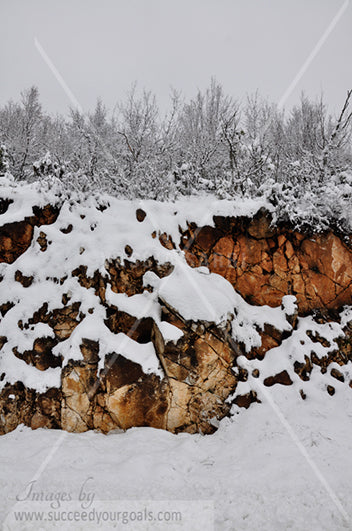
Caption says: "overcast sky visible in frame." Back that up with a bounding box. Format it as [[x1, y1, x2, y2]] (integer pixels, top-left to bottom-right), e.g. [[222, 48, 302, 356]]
[[1, 0, 351, 116]]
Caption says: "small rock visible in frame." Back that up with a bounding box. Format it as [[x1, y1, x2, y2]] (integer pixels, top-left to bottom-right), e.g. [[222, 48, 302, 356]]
[[233, 391, 260, 409], [37, 231, 48, 252], [264, 370, 292, 387], [159, 233, 175, 250], [60, 224, 73, 234], [330, 368, 344, 383], [125, 245, 133, 257], [136, 208, 146, 222], [14, 270, 33, 288]]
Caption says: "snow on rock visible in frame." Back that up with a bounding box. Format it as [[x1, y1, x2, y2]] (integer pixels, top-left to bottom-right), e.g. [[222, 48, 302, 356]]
[[157, 321, 184, 343], [231, 308, 352, 409], [158, 264, 236, 324], [0, 178, 352, 437], [0, 180, 271, 394], [281, 294, 298, 315]]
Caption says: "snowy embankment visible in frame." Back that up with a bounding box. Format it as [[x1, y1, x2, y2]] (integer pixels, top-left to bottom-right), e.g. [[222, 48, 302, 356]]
[[1, 175, 351, 400], [1, 175, 352, 529]]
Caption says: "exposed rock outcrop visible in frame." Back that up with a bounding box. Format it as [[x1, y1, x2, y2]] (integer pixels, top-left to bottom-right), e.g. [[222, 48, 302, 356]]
[[0, 295, 245, 435], [0, 203, 351, 436], [182, 209, 352, 314], [0, 204, 58, 263]]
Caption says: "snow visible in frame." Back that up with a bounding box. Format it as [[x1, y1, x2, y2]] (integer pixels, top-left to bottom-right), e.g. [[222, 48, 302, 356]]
[[105, 288, 160, 322], [0, 354, 61, 393], [0, 175, 61, 225], [1, 386, 352, 530], [281, 294, 297, 315], [54, 312, 163, 377], [158, 264, 236, 324], [158, 321, 184, 343], [156, 264, 294, 353]]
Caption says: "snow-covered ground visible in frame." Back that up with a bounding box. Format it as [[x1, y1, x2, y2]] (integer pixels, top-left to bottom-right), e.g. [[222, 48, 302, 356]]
[[1, 383, 352, 530]]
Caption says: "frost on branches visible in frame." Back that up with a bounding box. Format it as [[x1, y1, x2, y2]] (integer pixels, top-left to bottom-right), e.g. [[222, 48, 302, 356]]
[[0, 82, 351, 233]]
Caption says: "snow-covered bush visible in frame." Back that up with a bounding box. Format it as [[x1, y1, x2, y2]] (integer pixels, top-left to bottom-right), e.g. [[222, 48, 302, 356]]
[[0, 83, 351, 232]]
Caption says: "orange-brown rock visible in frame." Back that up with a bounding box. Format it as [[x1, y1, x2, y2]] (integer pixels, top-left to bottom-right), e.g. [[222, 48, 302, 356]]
[[124, 244, 133, 257], [0, 383, 61, 435], [22, 301, 84, 341], [187, 225, 221, 253], [247, 211, 276, 239], [106, 257, 173, 296], [249, 324, 283, 360], [61, 362, 98, 432], [136, 208, 146, 222], [14, 270, 33, 287], [184, 250, 201, 268], [159, 232, 175, 250], [104, 374, 169, 431], [180, 211, 352, 314], [0, 220, 34, 263], [0, 204, 59, 264], [331, 368, 344, 383], [105, 310, 153, 343], [233, 390, 260, 409], [37, 231, 48, 252]]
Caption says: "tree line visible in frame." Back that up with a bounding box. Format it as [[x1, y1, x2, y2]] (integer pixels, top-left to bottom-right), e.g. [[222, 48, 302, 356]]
[[0, 80, 351, 231]]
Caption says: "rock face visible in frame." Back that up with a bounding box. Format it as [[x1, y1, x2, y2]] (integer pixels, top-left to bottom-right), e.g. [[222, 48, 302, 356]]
[[182, 209, 352, 314], [1, 299, 243, 435], [0, 205, 58, 264], [0, 204, 351, 436]]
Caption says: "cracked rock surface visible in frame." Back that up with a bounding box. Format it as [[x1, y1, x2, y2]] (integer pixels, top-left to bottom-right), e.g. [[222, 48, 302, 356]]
[[182, 209, 352, 314]]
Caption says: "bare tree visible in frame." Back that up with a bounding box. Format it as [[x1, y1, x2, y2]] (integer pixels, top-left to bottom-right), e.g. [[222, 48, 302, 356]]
[[18, 86, 42, 177]]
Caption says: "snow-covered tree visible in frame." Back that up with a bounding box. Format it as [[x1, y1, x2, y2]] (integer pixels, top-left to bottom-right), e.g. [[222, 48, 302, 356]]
[[0, 144, 9, 175]]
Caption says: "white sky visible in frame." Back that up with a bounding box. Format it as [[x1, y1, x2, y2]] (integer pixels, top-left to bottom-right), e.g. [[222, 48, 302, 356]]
[[1, 0, 351, 116]]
